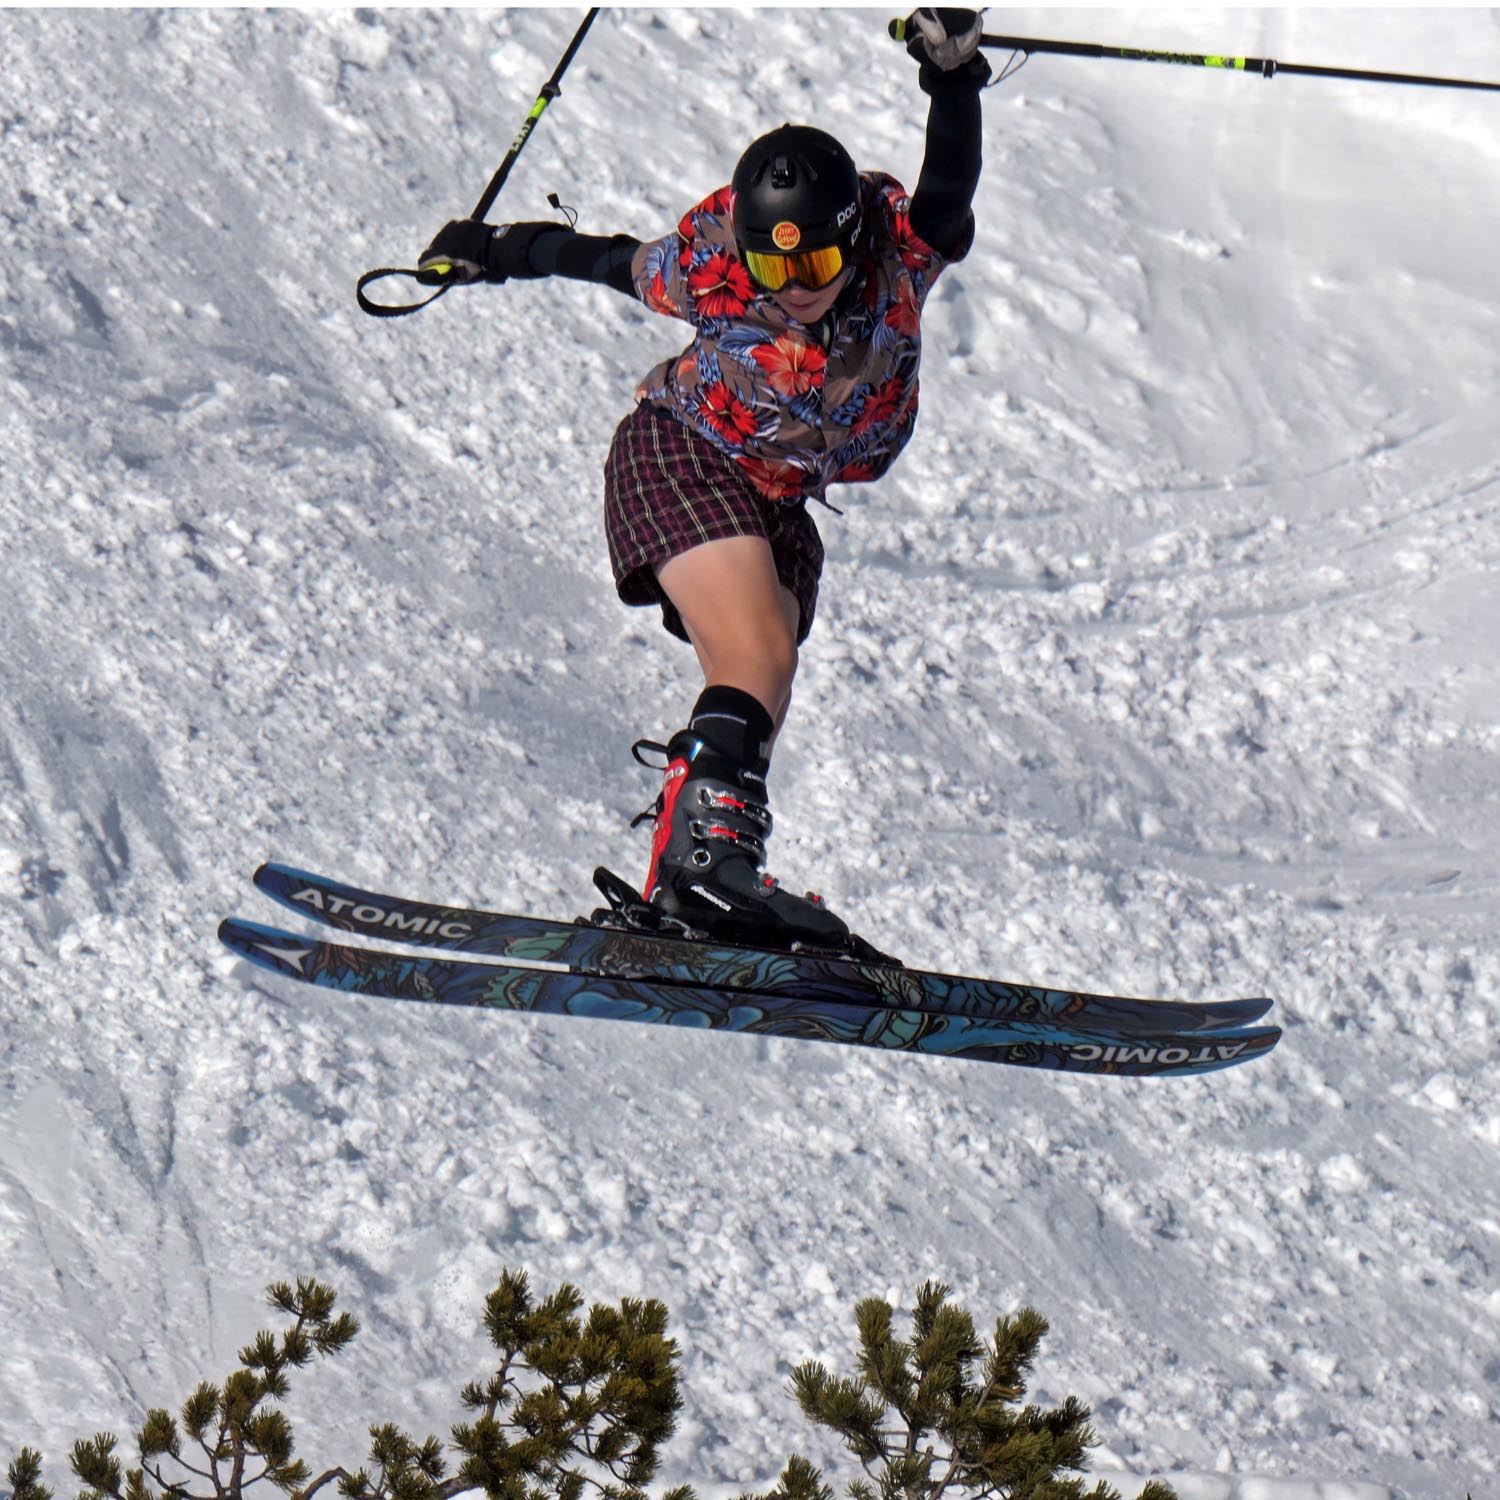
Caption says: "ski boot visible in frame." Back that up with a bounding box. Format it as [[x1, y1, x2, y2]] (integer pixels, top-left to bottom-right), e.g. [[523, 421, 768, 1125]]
[[609, 731, 894, 965], [588, 687, 896, 963], [630, 729, 849, 948]]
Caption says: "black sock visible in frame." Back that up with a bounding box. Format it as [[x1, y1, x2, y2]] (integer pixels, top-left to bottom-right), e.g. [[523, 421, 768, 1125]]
[[688, 686, 775, 773]]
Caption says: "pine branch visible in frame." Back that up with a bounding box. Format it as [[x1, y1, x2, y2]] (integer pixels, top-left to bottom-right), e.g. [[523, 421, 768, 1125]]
[[290, 1468, 354, 1500], [9, 1450, 55, 1500], [192, 1426, 225, 1500], [139, 1460, 196, 1500]]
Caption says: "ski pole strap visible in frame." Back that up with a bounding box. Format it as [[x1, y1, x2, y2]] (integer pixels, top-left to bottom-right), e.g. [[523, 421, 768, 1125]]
[[355, 265, 458, 319], [888, 18, 1500, 92]]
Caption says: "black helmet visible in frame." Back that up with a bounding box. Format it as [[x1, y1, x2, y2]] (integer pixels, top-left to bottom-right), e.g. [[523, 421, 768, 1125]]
[[731, 124, 863, 291]]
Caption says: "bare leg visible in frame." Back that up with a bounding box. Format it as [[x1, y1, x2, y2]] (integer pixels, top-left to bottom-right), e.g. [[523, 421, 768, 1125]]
[[655, 535, 803, 738], [645, 536, 859, 951]]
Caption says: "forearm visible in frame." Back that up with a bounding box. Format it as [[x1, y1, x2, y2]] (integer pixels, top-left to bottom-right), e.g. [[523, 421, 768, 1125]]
[[908, 80, 983, 257], [529, 227, 642, 297]]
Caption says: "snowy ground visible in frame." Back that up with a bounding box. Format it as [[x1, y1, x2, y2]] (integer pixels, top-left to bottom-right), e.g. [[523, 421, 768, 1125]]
[[3, 9, 1499, 1500]]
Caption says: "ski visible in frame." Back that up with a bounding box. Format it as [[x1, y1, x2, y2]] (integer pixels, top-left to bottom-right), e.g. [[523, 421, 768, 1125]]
[[248, 862, 1276, 1038], [218, 917, 1280, 1079]]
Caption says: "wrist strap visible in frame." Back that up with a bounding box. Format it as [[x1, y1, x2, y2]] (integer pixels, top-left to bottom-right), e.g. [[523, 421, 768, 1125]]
[[355, 266, 457, 319]]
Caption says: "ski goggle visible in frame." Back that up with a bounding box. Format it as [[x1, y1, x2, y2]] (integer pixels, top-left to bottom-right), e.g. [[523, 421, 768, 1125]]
[[741, 242, 850, 293]]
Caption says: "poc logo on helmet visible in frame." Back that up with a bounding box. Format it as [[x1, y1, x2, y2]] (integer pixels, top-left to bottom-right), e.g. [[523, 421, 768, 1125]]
[[836, 200, 858, 230]]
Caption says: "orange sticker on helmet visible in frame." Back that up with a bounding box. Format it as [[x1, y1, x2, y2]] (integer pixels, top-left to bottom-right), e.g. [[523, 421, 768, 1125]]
[[771, 221, 802, 250]]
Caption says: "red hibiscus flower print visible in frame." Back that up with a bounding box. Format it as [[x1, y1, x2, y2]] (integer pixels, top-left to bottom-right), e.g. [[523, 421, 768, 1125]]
[[700, 185, 733, 223], [853, 376, 908, 436], [689, 252, 755, 319], [751, 336, 827, 398], [884, 280, 920, 337], [738, 456, 808, 502], [699, 381, 759, 444], [891, 203, 936, 273], [643, 271, 677, 318]]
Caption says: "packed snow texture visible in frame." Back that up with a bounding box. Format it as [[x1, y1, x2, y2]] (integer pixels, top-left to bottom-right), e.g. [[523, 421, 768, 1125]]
[[2, 9, 1499, 1500]]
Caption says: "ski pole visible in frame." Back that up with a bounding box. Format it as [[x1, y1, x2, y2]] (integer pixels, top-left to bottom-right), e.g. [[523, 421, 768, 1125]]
[[358, 7, 602, 319], [887, 17, 1500, 94]]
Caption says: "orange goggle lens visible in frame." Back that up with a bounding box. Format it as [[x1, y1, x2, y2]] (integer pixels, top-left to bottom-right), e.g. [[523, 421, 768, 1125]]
[[742, 243, 848, 293]]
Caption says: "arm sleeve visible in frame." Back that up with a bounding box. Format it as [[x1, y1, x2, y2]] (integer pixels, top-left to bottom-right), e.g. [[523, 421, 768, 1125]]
[[908, 79, 983, 260], [527, 228, 643, 297]]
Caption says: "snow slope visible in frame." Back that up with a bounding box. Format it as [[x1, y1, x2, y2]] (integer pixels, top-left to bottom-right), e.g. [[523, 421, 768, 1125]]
[[3, 9, 1499, 1499]]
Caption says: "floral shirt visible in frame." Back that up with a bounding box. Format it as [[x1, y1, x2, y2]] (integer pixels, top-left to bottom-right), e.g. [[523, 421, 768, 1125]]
[[630, 173, 971, 505]]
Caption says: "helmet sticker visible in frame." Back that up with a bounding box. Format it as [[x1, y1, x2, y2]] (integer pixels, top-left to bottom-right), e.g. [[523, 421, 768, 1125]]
[[771, 221, 802, 250]]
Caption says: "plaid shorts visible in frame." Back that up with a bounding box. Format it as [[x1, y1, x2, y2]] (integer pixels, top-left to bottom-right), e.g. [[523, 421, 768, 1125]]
[[603, 402, 824, 645]]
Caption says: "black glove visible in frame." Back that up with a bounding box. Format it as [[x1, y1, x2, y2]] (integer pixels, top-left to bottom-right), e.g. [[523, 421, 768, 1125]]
[[903, 7, 992, 92], [416, 219, 569, 285]]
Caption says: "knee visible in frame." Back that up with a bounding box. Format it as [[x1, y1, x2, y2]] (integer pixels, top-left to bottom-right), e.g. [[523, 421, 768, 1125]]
[[762, 615, 800, 690], [714, 604, 798, 676], [776, 602, 800, 659], [719, 634, 797, 688], [769, 589, 804, 676], [710, 618, 797, 717]]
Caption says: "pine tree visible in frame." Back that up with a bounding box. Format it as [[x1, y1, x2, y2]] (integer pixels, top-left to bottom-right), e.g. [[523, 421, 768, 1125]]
[[442, 1267, 690, 1500], [9, 1273, 1174, 1500], [749, 1281, 1175, 1500], [59, 1278, 363, 1500], [6, 1271, 688, 1500]]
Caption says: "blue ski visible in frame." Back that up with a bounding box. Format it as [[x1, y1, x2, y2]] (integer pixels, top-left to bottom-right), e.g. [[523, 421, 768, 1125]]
[[248, 861, 1276, 1038], [219, 917, 1280, 1079]]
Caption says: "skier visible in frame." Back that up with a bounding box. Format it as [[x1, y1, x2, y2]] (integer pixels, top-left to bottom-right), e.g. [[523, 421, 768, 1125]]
[[419, 10, 989, 957]]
